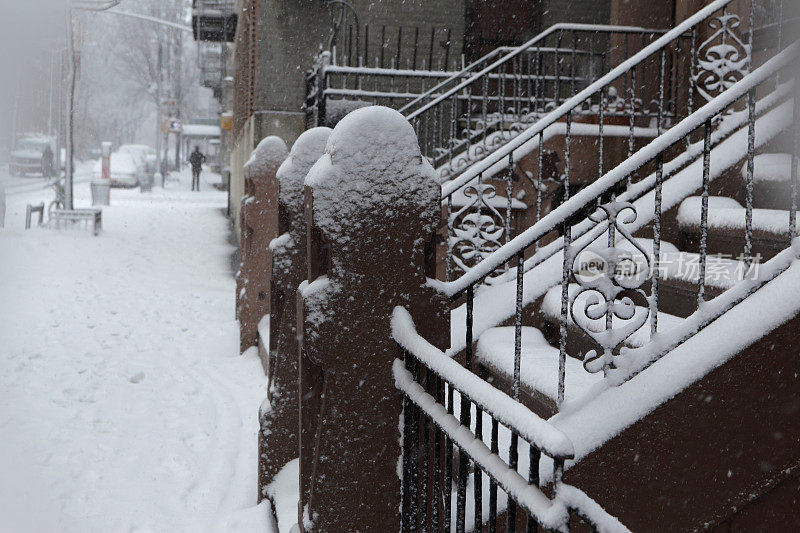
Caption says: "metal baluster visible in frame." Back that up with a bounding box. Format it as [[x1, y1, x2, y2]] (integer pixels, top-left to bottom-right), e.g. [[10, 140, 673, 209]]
[[570, 30, 577, 98], [513, 56, 520, 122], [534, 46, 542, 114], [507, 427, 519, 533], [744, 86, 756, 269], [444, 383, 454, 532], [429, 27, 435, 71], [744, 0, 756, 268], [621, 34, 629, 103], [488, 418, 499, 533], [432, 372, 441, 532], [499, 62, 506, 139], [514, 250, 524, 400], [449, 93, 457, 171], [535, 132, 544, 252], [420, 367, 430, 531], [511, 249, 525, 531], [628, 63, 637, 182], [423, 111, 430, 163], [698, 119, 712, 306], [527, 49, 533, 116], [482, 74, 489, 147], [525, 442, 540, 533], [791, 74, 799, 243], [474, 404, 482, 532], [396, 26, 402, 69], [598, 87, 605, 182], [506, 154, 514, 245], [554, 31, 561, 106], [380, 26, 386, 68], [589, 32, 596, 87], [433, 102, 441, 167], [465, 85, 472, 156], [446, 196, 453, 283], [409, 356, 421, 530], [552, 458, 565, 528], [406, 60, 411, 96], [456, 287, 474, 533], [651, 49, 666, 335], [686, 29, 697, 149], [558, 112, 572, 407], [402, 352, 414, 532]]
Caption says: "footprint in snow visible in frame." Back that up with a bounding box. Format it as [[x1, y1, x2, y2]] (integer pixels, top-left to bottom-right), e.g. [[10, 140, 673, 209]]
[[128, 372, 145, 384]]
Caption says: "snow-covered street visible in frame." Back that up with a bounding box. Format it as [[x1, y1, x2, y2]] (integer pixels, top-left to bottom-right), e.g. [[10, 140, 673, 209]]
[[0, 169, 270, 532]]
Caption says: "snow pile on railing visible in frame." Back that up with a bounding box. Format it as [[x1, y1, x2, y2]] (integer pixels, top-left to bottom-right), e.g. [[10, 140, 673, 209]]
[[393, 307, 631, 532], [392, 306, 574, 458]]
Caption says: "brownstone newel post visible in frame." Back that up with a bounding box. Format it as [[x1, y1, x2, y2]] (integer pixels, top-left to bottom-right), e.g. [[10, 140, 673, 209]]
[[258, 127, 332, 500], [237, 136, 288, 355], [297, 106, 449, 531]]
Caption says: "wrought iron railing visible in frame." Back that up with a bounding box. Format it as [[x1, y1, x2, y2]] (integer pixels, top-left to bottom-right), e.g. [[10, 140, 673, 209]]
[[393, 308, 629, 532], [396, 21, 798, 530], [304, 51, 459, 129], [437, 0, 755, 282], [404, 24, 667, 177]]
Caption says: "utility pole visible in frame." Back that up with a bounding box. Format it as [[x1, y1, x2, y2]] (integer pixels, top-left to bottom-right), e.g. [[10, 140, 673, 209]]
[[64, 0, 122, 211], [60, 3, 192, 202], [48, 52, 55, 137], [64, 3, 76, 210], [156, 36, 164, 186]]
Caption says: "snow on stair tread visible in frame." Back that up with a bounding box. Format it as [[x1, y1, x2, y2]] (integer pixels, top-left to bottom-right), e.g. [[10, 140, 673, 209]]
[[541, 284, 684, 348], [660, 251, 757, 289], [742, 153, 798, 182], [677, 196, 797, 234], [438, 121, 659, 183], [450, 186, 528, 209], [476, 326, 602, 404]]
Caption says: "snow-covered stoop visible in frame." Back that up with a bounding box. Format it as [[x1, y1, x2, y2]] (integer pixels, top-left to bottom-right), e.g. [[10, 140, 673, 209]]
[[413, 47, 800, 529]]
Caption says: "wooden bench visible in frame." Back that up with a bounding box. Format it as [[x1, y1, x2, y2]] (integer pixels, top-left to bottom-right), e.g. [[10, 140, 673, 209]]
[[50, 208, 103, 236], [25, 203, 45, 229]]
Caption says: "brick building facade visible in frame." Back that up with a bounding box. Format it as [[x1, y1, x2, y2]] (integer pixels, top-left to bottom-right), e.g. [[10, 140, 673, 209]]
[[227, 0, 688, 241]]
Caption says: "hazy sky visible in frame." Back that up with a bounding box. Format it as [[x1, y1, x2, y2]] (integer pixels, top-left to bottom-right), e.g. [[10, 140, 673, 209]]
[[0, 0, 67, 150]]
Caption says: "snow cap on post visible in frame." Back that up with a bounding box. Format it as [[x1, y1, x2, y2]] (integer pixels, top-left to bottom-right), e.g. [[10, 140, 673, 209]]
[[296, 107, 448, 531], [277, 127, 331, 215], [244, 135, 288, 183], [258, 127, 332, 499], [304, 105, 439, 247]]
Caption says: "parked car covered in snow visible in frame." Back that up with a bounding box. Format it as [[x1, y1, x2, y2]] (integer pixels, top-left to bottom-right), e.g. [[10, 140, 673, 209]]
[[9, 136, 56, 177], [118, 144, 157, 177], [93, 151, 141, 187]]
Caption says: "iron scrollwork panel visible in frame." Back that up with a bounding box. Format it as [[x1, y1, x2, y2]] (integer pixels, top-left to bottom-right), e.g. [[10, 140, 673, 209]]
[[567, 202, 652, 373], [693, 14, 751, 104], [448, 182, 509, 278]]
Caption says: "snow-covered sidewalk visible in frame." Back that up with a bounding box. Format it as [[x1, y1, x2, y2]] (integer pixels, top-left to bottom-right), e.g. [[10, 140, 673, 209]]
[[0, 169, 271, 532]]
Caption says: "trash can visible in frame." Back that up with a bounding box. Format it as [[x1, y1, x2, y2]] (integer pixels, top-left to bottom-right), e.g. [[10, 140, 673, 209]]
[[91, 180, 111, 206], [139, 174, 154, 193]]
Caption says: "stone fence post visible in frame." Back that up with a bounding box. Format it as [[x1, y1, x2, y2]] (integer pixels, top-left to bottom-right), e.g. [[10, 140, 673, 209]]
[[258, 127, 332, 500], [237, 136, 288, 356], [296, 106, 449, 531]]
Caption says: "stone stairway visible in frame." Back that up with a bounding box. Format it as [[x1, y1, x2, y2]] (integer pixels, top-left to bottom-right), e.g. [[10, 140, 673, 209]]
[[465, 151, 799, 528]]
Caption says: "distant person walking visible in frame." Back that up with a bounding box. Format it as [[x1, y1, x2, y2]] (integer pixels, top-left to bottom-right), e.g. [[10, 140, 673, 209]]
[[189, 146, 206, 191]]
